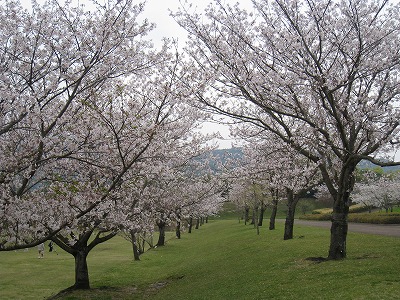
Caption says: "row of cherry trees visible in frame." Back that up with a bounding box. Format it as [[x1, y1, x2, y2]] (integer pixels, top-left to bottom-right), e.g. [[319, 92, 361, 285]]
[[2, 0, 400, 293], [174, 0, 400, 259], [227, 130, 321, 239], [0, 0, 225, 289], [353, 172, 400, 213]]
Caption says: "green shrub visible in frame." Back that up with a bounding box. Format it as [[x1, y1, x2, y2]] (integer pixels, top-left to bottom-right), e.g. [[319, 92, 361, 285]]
[[311, 208, 332, 215], [349, 204, 371, 213], [348, 213, 400, 224], [311, 205, 370, 215], [300, 212, 400, 224], [299, 213, 332, 221]]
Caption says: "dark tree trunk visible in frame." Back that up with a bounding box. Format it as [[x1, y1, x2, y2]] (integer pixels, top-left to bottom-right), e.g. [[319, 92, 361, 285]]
[[327, 162, 357, 260], [73, 249, 90, 289], [251, 208, 256, 225], [156, 221, 166, 247], [244, 207, 250, 225], [176, 220, 181, 239], [205, 217, 208, 223], [51, 229, 117, 290], [269, 199, 278, 230], [195, 218, 200, 229], [176, 209, 181, 239], [284, 190, 300, 240], [188, 217, 193, 233], [130, 230, 141, 261], [258, 204, 266, 226], [255, 206, 260, 235]]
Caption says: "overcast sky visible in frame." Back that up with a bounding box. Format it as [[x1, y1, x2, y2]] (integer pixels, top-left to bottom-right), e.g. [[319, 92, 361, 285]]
[[143, 0, 252, 46], [142, 0, 255, 149]]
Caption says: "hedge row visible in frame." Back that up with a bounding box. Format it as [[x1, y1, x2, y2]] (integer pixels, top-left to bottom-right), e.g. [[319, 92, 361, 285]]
[[299, 213, 332, 221], [311, 204, 369, 215], [299, 212, 400, 224], [348, 213, 400, 224]]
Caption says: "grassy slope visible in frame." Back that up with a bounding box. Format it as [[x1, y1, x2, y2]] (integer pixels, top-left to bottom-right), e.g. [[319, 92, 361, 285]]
[[1, 218, 400, 300]]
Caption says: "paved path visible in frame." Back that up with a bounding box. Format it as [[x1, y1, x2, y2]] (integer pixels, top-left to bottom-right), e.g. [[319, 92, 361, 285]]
[[294, 220, 400, 238]]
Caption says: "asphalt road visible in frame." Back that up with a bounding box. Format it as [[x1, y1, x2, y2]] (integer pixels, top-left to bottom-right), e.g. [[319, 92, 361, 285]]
[[294, 220, 400, 238]]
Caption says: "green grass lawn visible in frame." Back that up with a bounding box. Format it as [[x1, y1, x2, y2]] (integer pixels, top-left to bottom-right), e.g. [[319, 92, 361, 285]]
[[1, 219, 399, 300]]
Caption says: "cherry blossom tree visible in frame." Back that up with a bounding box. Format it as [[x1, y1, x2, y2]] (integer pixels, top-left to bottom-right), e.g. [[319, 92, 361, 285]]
[[49, 46, 219, 288], [1, 0, 220, 291], [353, 172, 400, 213], [238, 132, 321, 239], [175, 0, 400, 259], [27, 51, 214, 289], [0, 0, 160, 250]]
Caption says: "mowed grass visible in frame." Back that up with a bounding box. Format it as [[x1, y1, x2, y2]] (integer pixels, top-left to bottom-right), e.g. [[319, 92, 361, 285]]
[[1, 219, 400, 300]]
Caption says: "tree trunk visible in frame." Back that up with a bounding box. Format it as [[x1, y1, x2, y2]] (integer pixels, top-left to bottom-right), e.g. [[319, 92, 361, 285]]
[[327, 162, 356, 260], [195, 218, 200, 229], [188, 217, 193, 233], [284, 190, 299, 240], [329, 208, 348, 260], [73, 249, 90, 289], [251, 208, 256, 225], [176, 209, 181, 239], [156, 221, 166, 247], [244, 207, 250, 225], [258, 204, 266, 226], [255, 206, 260, 235], [130, 230, 141, 261], [176, 220, 181, 239], [269, 199, 278, 230]]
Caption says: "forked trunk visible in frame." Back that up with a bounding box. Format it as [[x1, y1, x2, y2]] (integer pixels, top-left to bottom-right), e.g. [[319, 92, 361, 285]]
[[284, 190, 299, 240], [73, 249, 90, 289], [269, 199, 278, 230]]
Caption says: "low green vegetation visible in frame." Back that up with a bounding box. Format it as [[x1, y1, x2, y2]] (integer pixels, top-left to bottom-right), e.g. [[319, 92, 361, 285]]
[[1, 218, 399, 299], [347, 213, 400, 224], [219, 198, 323, 221], [301, 205, 400, 224], [311, 204, 368, 215]]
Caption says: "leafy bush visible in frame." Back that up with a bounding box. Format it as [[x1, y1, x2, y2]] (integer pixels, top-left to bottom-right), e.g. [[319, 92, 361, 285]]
[[311, 208, 332, 215], [348, 213, 400, 224], [299, 213, 332, 221], [300, 212, 400, 224], [311, 204, 370, 215], [349, 204, 371, 213]]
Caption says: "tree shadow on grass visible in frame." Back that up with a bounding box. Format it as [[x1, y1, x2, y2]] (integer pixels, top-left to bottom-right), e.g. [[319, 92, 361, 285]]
[[304, 256, 328, 263], [47, 275, 185, 299]]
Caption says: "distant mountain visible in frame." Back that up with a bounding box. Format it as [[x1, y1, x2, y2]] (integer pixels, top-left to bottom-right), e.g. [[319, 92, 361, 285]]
[[205, 149, 400, 173], [207, 148, 243, 172]]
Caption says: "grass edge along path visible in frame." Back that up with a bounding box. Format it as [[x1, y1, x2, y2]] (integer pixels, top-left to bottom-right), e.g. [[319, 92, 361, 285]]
[[1, 219, 400, 299]]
